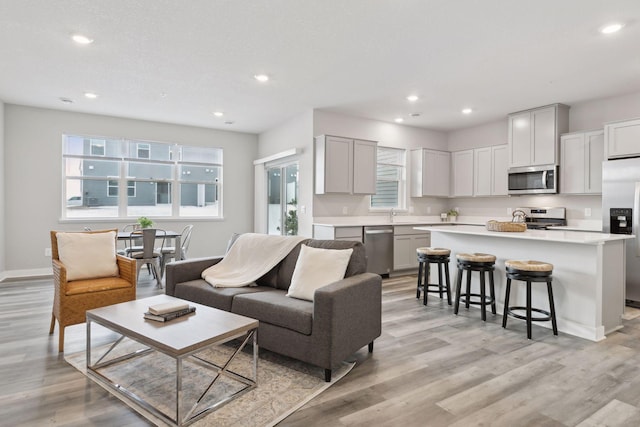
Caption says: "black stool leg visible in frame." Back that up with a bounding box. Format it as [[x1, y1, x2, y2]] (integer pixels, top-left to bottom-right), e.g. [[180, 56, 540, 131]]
[[437, 262, 444, 299], [489, 269, 497, 315], [480, 270, 487, 321], [502, 278, 512, 328], [465, 268, 472, 309], [444, 262, 452, 305], [423, 262, 429, 306], [416, 259, 423, 299], [547, 280, 558, 335], [526, 280, 532, 339], [454, 266, 463, 314]]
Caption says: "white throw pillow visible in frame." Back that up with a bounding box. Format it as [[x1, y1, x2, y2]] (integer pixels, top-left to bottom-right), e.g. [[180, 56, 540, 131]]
[[287, 245, 354, 301], [56, 231, 119, 281]]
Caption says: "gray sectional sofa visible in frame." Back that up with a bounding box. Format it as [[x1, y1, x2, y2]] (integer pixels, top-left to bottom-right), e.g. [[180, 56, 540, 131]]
[[165, 238, 382, 381]]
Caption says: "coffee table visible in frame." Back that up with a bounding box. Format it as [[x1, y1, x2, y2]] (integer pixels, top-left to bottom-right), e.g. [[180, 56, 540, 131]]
[[86, 295, 259, 426]]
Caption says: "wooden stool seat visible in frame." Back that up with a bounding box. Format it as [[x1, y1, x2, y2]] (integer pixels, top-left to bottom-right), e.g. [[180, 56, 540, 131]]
[[503, 260, 558, 339], [456, 252, 496, 263], [417, 247, 451, 256]]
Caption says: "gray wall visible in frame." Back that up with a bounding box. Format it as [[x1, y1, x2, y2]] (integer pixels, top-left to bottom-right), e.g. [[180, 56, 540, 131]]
[[0, 101, 5, 273], [3, 105, 258, 275]]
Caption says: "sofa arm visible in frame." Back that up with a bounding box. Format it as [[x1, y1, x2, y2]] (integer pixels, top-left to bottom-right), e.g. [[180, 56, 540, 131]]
[[165, 256, 223, 295], [313, 272, 382, 366]]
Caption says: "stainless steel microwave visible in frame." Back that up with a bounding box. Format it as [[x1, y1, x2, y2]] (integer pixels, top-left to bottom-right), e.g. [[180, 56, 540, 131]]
[[508, 165, 558, 195]]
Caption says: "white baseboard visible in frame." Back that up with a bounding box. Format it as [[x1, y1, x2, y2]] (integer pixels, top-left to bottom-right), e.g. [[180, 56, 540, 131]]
[[0, 268, 53, 283]]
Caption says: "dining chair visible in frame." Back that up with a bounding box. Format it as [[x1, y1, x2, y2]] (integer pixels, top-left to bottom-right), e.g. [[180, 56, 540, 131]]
[[160, 224, 194, 272], [118, 223, 142, 257], [128, 228, 166, 287]]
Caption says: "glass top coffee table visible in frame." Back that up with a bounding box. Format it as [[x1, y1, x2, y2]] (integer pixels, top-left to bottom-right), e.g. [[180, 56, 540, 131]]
[[86, 295, 259, 426]]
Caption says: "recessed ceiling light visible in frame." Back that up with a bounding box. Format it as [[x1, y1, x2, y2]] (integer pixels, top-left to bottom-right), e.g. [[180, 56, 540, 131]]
[[72, 34, 94, 45], [406, 95, 419, 102], [600, 23, 624, 34], [84, 92, 98, 99], [462, 108, 473, 114], [254, 74, 270, 82], [213, 111, 224, 117], [394, 118, 404, 123], [59, 97, 73, 104]]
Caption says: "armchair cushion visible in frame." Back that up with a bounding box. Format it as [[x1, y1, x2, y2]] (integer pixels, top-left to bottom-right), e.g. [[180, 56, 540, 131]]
[[56, 231, 119, 281], [286, 244, 353, 301], [65, 277, 133, 296]]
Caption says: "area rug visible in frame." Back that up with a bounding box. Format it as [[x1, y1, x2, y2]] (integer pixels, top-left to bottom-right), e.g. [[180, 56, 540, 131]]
[[66, 338, 354, 426]]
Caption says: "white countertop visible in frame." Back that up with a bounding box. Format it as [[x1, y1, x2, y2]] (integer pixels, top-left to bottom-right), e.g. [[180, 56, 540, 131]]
[[417, 224, 633, 244]]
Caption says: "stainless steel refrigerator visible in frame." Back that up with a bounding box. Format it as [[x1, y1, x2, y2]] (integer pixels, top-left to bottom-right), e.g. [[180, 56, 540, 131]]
[[602, 157, 640, 306]]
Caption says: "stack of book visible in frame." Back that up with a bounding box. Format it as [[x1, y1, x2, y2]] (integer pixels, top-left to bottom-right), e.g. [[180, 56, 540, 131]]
[[144, 301, 196, 322]]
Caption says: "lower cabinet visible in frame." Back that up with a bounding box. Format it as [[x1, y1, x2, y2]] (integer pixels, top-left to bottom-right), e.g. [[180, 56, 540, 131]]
[[393, 226, 430, 270], [312, 225, 363, 242]]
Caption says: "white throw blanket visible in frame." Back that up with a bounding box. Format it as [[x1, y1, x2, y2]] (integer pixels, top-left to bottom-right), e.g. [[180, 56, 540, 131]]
[[202, 233, 307, 288]]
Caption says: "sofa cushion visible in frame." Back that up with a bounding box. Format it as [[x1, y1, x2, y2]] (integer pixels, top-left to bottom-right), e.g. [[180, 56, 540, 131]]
[[173, 279, 270, 312], [306, 239, 367, 277], [274, 239, 310, 290], [287, 244, 353, 301], [232, 289, 313, 335]]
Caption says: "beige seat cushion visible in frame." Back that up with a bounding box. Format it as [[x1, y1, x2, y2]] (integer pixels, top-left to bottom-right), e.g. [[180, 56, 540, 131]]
[[505, 260, 553, 272], [417, 247, 450, 256], [456, 252, 496, 263]]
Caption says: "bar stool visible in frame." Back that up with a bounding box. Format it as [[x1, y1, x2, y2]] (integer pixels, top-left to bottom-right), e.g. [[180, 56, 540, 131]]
[[416, 247, 452, 306], [454, 253, 497, 321], [502, 260, 558, 339]]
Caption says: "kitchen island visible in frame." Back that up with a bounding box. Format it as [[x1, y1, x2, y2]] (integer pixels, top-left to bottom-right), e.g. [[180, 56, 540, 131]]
[[415, 225, 634, 342]]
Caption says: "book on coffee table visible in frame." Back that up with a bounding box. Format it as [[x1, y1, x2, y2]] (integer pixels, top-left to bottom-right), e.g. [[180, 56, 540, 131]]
[[144, 306, 196, 322], [148, 301, 190, 315]]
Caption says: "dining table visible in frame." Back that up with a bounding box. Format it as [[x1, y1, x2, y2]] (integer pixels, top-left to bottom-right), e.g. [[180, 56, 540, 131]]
[[116, 230, 182, 261]]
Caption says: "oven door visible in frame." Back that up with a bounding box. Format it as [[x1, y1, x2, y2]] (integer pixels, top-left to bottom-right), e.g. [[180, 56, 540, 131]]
[[508, 165, 557, 195]]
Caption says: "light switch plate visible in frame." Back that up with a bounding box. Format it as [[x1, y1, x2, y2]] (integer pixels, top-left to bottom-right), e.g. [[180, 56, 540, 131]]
[[342, 206, 348, 215]]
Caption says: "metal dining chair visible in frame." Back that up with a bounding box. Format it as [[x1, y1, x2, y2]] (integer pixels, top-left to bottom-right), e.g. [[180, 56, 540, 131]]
[[160, 224, 194, 272], [128, 228, 166, 287]]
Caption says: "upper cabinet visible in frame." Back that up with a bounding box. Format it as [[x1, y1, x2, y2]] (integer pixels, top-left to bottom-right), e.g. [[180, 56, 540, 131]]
[[560, 130, 604, 194], [315, 135, 377, 194], [451, 150, 474, 197], [474, 145, 508, 197], [508, 104, 569, 167], [605, 118, 640, 159], [411, 149, 450, 197]]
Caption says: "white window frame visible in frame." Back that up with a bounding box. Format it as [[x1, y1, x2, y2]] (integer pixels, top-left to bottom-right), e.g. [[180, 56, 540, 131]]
[[370, 146, 407, 211]]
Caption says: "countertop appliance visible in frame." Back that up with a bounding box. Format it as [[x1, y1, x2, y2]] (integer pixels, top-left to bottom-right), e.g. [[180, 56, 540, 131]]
[[363, 225, 393, 276], [602, 157, 640, 306], [508, 165, 558, 195], [515, 207, 567, 229]]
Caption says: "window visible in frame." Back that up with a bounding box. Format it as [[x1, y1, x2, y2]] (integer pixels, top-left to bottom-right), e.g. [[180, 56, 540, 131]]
[[371, 146, 406, 209], [62, 135, 223, 219]]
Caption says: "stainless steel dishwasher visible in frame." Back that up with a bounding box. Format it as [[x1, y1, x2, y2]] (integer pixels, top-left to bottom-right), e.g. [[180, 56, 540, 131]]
[[364, 226, 394, 276]]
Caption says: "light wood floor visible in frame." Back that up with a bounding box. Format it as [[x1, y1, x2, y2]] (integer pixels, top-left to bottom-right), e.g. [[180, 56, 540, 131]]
[[3, 274, 640, 426]]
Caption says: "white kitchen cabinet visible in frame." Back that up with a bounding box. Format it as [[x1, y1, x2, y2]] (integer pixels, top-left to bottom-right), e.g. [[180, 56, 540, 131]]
[[451, 150, 474, 197], [508, 104, 569, 167], [315, 135, 377, 194], [393, 225, 430, 270], [473, 145, 508, 197], [560, 130, 604, 194], [410, 149, 450, 197], [605, 117, 640, 159], [313, 225, 363, 242]]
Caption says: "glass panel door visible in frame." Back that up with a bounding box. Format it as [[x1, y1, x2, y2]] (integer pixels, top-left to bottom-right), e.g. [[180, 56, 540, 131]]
[[267, 163, 298, 235]]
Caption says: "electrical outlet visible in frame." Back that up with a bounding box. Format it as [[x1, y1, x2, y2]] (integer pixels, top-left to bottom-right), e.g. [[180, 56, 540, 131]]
[[585, 207, 592, 217], [507, 207, 513, 215], [342, 206, 348, 215], [45, 248, 52, 257], [300, 205, 306, 214], [426, 206, 431, 214]]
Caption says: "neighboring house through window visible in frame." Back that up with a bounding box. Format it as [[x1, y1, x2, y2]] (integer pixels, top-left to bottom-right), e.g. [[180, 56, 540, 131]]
[[62, 134, 222, 219], [370, 146, 406, 209]]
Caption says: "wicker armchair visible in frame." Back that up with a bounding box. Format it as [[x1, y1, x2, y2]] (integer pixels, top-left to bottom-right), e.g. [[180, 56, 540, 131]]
[[49, 229, 137, 352]]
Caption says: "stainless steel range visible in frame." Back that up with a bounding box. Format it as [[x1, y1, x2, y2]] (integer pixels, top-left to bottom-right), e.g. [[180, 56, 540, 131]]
[[515, 207, 567, 230]]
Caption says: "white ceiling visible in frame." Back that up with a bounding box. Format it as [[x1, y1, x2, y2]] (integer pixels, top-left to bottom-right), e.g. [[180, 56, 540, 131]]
[[1, 0, 639, 134]]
